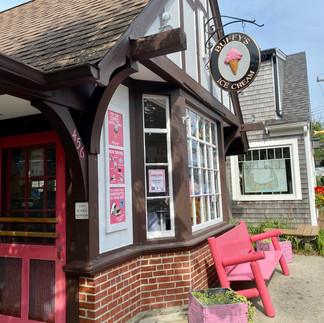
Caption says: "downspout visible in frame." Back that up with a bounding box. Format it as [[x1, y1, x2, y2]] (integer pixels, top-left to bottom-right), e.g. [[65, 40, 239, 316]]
[[304, 124, 317, 225], [272, 51, 282, 118]]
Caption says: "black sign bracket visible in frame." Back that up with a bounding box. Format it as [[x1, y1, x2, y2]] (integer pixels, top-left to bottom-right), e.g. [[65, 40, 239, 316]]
[[205, 15, 264, 50]]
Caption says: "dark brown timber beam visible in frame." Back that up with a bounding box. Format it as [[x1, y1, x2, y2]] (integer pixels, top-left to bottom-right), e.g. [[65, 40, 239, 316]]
[[239, 122, 264, 132], [130, 28, 187, 61]]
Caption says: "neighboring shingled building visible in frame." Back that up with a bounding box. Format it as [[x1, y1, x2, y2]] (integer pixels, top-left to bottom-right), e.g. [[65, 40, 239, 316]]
[[228, 48, 317, 226]]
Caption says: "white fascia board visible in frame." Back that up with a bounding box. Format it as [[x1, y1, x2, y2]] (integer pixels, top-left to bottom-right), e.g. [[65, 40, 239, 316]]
[[265, 122, 308, 137]]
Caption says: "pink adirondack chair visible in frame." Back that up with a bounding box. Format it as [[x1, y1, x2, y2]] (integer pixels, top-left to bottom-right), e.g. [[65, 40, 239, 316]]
[[208, 221, 290, 317]]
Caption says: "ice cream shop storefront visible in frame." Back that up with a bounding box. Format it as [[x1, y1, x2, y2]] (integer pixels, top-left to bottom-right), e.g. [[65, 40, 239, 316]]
[[0, 0, 262, 322]]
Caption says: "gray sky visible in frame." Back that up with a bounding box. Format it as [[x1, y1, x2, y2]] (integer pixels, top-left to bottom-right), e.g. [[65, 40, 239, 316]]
[[1, 0, 324, 122]]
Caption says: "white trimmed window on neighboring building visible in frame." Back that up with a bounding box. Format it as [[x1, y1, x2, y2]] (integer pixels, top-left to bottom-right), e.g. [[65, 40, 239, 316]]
[[230, 139, 302, 201]]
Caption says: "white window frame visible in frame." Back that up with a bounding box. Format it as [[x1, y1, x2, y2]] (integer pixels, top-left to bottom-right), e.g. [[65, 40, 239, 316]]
[[143, 95, 175, 239], [186, 108, 223, 232], [230, 138, 302, 201]]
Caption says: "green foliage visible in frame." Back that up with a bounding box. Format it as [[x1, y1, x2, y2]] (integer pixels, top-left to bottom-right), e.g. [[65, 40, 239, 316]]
[[192, 290, 255, 322], [313, 118, 324, 165], [231, 216, 295, 235], [314, 229, 324, 256]]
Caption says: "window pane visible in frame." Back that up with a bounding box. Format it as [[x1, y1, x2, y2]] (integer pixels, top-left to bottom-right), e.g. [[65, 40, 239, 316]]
[[144, 98, 166, 128], [208, 171, 214, 194], [47, 146, 56, 176], [238, 154, 244, 162], [210, 196, 216, 220], [10, 180, 25, 210], [47, 179, 56, 209], [195, 197, 201, 224], [213, 149, 218, 169], [0, 257, 22, 317], [145, 133, 167, 163], [201, 196, 207, 222], [198, 116, 204, 140], [283, 147, 290, 158], [199, 144, 205, 168], [206, 147, 212, 169], [202, 170, 207, 194], [11, 149, 25, 178], [189, 169, 193, 195], [190, 111, 197, 137], [260, 149, 266, 160], [190, 198, 194, 225], [268, 148, 275, 159], [211, 123, 216, 145], [29, 180, 44, 210], [187, 140, 192, 166], [252, 150, 259, 160], [29, 148, 44, 177], [192, 141, 198, 166], [147, 199, 170, 232], [193, 168, 200, 195], [205, 120, 210, 142], [275, 148, 282, 159], [214, 172, 219, 193]]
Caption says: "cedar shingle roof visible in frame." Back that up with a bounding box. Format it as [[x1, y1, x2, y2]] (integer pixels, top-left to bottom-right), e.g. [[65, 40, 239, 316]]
[[0, 0, 150, 72]]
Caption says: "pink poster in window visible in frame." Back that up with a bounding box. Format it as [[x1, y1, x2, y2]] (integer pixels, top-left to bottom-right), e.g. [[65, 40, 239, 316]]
[[108, 110, 123, 147], [148, 169, 166, 193], [109, 149, 125, 184], [110, 187, 125, 224]]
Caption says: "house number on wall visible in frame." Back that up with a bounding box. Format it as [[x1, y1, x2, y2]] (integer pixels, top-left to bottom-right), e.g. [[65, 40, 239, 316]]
[[72, 129, 85, 159]]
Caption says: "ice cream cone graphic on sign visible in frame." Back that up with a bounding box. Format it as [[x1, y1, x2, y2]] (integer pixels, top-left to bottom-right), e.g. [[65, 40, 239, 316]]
[[224, 48, 243, 75], [114, 125, 118, 140]]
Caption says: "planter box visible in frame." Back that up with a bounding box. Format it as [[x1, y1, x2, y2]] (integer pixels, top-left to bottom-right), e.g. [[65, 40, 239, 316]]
[[256, 240, 292, 263], [188, 288, 248, 323]]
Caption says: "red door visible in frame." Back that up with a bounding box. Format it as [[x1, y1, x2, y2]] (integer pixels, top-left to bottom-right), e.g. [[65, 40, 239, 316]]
[[0, 132, 66, 323]]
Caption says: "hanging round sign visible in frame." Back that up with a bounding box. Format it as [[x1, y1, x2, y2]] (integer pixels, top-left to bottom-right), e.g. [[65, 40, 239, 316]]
[[209, 32, 261, 92]]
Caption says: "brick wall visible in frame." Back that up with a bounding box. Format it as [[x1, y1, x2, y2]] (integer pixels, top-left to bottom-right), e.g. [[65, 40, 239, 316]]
[[79, 241, 217, 322]]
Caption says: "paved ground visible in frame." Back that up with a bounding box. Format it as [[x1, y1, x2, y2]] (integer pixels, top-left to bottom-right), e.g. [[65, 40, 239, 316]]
[[136, 254, 324, 323]]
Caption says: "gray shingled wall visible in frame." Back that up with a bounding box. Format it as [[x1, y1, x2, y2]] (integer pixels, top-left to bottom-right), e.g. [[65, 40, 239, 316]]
[[227, 55, 311, 227]]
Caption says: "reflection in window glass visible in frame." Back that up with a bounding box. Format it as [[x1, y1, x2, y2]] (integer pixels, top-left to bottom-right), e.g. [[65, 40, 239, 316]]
[[190, 111, 197, 137], [198, 116, 204, 140], [238, 146, 293, 195], [144, 98, 167, 129], [29, 148, 44, 177], [186, 108, 222, 229], [205, 120, 210, 142], [145, 133, 167, 163], [147, 199, 170, 232], [192, 141, 198, 167], [3, 145, 57, 246], [11, 150, 25, 178]]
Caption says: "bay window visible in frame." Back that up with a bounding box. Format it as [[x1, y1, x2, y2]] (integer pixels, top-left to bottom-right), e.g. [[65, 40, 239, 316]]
[[186, 108, 222, 231]]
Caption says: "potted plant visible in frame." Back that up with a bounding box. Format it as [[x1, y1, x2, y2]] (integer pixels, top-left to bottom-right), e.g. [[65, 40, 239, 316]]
[[189, 288, 255, 323]]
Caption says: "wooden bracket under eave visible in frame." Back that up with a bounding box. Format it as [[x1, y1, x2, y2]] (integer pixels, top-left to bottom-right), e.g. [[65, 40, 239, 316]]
[[239, 122, 264, 132], [130, 27, 187, 61]]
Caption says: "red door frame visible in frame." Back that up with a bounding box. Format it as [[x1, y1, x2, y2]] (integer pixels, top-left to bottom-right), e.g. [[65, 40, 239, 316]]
[[0, 131, 66, 323]]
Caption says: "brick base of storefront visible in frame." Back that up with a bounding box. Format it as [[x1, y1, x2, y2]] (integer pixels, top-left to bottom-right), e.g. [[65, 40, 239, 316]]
[[78, 241, 217, 323]]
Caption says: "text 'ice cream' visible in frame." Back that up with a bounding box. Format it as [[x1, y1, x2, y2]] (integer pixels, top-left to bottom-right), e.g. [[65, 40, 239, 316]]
[[224, 48, 243, 75]]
